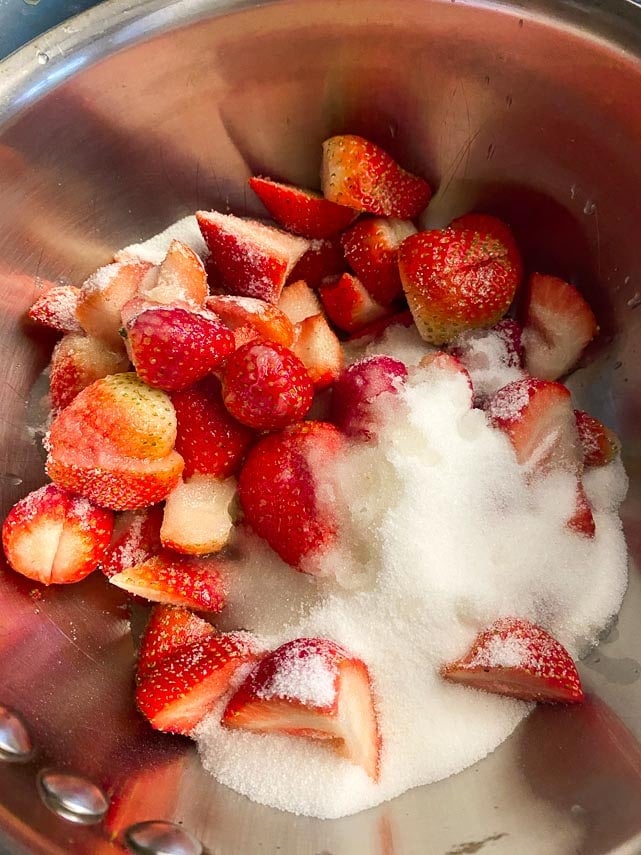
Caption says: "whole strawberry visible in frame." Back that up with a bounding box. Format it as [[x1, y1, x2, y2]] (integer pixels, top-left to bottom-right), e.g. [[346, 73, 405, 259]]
[[222, 341, 314, 430]]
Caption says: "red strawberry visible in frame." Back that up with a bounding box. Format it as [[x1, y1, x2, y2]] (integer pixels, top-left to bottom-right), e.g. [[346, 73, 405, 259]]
[[126, 305, 235, 392], [49, 333, 130, 413], [249, 177, 358, 238], [28, 284, 82, 333], [567, 481, 596, 538], [161, 474, 236, 555], [100, 506, 163, 578], [418, 351, 474, 402], [278, 280, 322, 325], [136, 631, 261, 734], [448, 213, 524, 282], [574, 410, 621, 467], [291, 313, 343, 389], [171, 377, 254, 479], [522, 273, 598, 380], [196, 211, 309, 304], [341, 217, 416, 306], [140, 239, 208, 306], [238, 421, 342, 571], [205, 294, 294, 348], [441, 618, 584, 704], [330, 356, 408, 439], [346, 309, 414, 343], [222, 341, 314, 430], [109, 551, 226, 611], [399, 228, 520, 345], [286, 237, 346, 289], [321, 134, 432, 219], [222, 637, 381, 780], [137, 604, 215, 680], [2, 484, 113, 585], [318, 273, 389, 334]]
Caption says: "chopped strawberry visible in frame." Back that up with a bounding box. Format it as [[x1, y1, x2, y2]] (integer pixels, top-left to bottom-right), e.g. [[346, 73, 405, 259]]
[[399, 228, 520, 345], [205, 294, 294, 348], [278, 280, 322, 325], [249, 177, 358, 238], [2, 484, 113, 585], [418, 351, 474, 402], [137, 604, 215, 680], [567, 481, 596, 538], [126, 305, 235, 392], [238, 422, 342, 571], [231, 323, 261, 349], [341, 217, 416, 306], [321, 134, 432, 219], [448, 213, 524, 283], [100, 506, 163, 578], [286, 237, 346, 289], [521, 273, 598, 380], [448, 319, 524, 406], [346, 309, 414, 343], [330, 356, 408, 440], [222, 341, 314, 430], [575, 410, 621, 467], [110, 551, 226, 612], [161, 475, 236, 555], [171, 377, 254, 479], [222, 637, 381, 780], [196, 211, 309, 304], [137, 631, 261, 734], [291, 313, 343, 389], [49, 333, 130, 413], [441, 617, 584, 703], [319, 273, 389, 334], [140, 239, 207, 306], [28, 284, 83, 334]]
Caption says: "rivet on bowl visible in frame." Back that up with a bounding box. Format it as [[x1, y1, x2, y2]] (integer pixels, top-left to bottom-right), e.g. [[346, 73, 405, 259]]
[[0, 705, 33, 762], [36, 768, 109, 825], [124, 820, 203, 855]]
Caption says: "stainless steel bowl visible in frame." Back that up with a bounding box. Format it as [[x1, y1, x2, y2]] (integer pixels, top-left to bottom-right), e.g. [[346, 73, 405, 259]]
[[2, 1, 641, 852]]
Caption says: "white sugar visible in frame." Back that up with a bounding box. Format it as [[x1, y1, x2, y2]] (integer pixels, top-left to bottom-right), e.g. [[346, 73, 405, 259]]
[[117, 216, 208, 265]]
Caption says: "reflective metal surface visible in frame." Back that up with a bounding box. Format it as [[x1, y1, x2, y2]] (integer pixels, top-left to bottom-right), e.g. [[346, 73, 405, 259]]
[[1, 0, 641, 852]]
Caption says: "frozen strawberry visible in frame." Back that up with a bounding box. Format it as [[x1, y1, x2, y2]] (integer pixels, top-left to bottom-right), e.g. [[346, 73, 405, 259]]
[[331, 356, 408, 440], [238, 421, 342, 571], [126, 305, 235, 392], [171, 377, 254, 479], [161, 475, 236, 555], [206, 294, 295, 348], [522, 273, 598, 380], [28, 284, 83, 334], [291, 313, 343, 389], [346, 309, 414, 343], [139, 240, 207, 306], [110, 551, 226, 612], [567, 481, 596, 538], [448, 213, 524, 283], [319, 273, 389, 334], [100, 506, 163, 578], [222, 341, 314, 430], [136, 631, 260, 734], [574, 410, 621, 467], [321, 134, 432, 219], [223, 637, 381, 780], [2, 484, 113, 585], [196, 211, 309, 304], [278, 280, 322, 325], [286, 237, 346, 289], [49, 333, 130, 413], [249, 177, 358, 238], [441, 617, 584, 703], [341, 217, 416, 306], [137, 604, 215, 680], [399, 228, 519, 345]]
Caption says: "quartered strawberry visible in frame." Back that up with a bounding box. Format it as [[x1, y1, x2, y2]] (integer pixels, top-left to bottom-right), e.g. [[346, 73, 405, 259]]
[[330, 356, 408, 440], [346, 309, 414, 343], [249, 176, 358, 238], [448, 213, 524, 283], [291, 313, 343, 389], [418, 351, 474, 403], [286, 237, 346, 289], [278, 280, 322, 325], [2, 483, 113, 585], [137, 604, 215, 680], [321, 134, 432, 219], [441, 617, 584, 703], [109, 551, 226, 612], [205, 294, 295, 348], [126, 304, 235, 392], [399, 228, 520, 345], [171, 377, 255, 479], [238, 421, 342, 572], [318, 273, 389, 334], [575, 410, 621, 467], [341, 217, 416, 306], [222, 637, 381, 780], [196, 211, 309, 304], [567, 481, 596, 538], [522, 273, 598, 380], [222, 341, 314, 430], [100, 506, 163, 578], [139, 239, 208, 306], [161, 475, 237, 555], [49, 333, 130, 413], [28, 284, 82, 334]]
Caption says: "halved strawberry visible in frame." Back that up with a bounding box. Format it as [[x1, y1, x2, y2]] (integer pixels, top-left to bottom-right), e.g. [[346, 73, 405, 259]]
[[238, 422, 342, 572], [136, 631, 261, 734], [286, 237, 346, 289], [441, 617, 584, 703], [448, 213, 524, 283], [341, 217, 416, 306], [330, 356, 408, 440], [318, 273, 389, 334], [521, 273, 598, 380], [321, 134, 432, 219], [49, 333, 130, 413], [249, 177, 358, 238], [28, 284, 82, 334], [137, 604, 215, 680], [196, 211, 309, 304], [205, 294, 294, 348], [139, 239, 207, 306], [126, 304, 235, 392], [399, 228, 520, 345], [291, 313, 343, 389], [110, 551, 226, 611], [222, 341, 314, 430], [161, 475, 236, 555], [222, 637, 381, 780], [2, 484, 113, 585], [575, 410, 621, 467], [278, 280, 322, 325], [100, 506, 163, 578]]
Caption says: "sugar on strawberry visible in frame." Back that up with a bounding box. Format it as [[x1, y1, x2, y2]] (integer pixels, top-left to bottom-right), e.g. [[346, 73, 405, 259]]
[[136, 604, 216, 681], [206, 294, 294, 348], [575, 410, 621, 467], [28, 284, 83, 334], [140, 239, 208, 306], [100, 505, 163, 578], [330, 355, 408, 440], [49, 333, 130, 413]]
